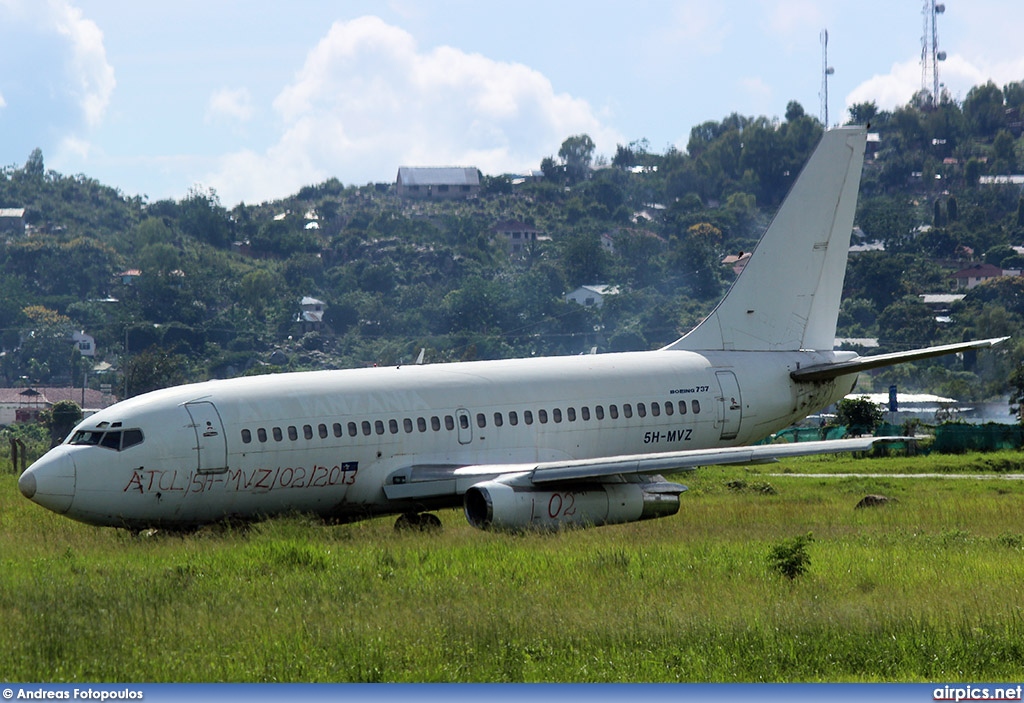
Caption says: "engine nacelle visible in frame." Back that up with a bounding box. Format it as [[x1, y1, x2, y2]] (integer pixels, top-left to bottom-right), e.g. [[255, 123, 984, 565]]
[[463, 477, 682, 531]]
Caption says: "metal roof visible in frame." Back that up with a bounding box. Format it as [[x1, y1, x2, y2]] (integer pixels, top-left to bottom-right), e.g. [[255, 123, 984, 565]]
[[397, 167, 479, 187]]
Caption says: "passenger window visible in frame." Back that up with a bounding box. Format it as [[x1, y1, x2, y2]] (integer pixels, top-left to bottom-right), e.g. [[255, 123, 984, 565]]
[[692, 400, 701, 414], [524, 410, 533, 425], [375, 420, 385, 435], [361, 421, 371, 436], [319, 424, 329, 439], [303, 425, 313, 440], [348, 421, 358, 437], [445, 415, 455, 431], [241, 429, 252, 444], [404, 418, 414, 433], [553, 408, 563, 423], [595, 405, 604, 420], [257, 428, 267, 443], [509, 411, 519, 426], [637, 403, 646, 418], [121, 429, 144, 450], [332, 423, 342, 438], [609, 405, 619, 419], [623, 404, 633, 419], [664, 402, 673, 416], [101, 431, 121, 450], [431, 416, 441, 431], [566, 407, 575, 421], [389, 419, 399, 434], [538, 409, 548, 424], [476, 413, 486, 428], [417, 417, 427, 432], [581, 406, 591, 421], [288, 426, 298, 441], [273, 427, 283, 442], [493, 412, 504, 427], [651, 402, 660, 417], [678, 401, 687, 415]]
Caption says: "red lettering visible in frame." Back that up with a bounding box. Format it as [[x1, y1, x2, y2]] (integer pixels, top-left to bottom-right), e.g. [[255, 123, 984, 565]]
[[124, 471, 144, 494]]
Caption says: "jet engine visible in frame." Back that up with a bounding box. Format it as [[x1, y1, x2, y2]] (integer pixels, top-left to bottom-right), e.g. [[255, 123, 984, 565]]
[[463, 476, 682, 531]]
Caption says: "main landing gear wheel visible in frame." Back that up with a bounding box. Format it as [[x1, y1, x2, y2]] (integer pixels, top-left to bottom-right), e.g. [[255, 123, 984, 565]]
[[394, 512, 443, 532]]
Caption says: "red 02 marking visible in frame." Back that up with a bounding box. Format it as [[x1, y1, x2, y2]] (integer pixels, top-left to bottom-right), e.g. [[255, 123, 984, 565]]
[[547, 492, 577, 519]]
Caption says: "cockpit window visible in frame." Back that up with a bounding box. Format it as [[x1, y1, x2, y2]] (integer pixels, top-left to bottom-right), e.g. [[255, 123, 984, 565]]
[[69, 428, 145, 451]]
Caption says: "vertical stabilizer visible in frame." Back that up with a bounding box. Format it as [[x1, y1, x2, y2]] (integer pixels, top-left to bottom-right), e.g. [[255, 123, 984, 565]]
[[665, 126, 867, 352]]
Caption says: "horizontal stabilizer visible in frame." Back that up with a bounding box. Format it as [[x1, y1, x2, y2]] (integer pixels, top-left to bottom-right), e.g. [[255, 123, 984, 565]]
[[790, 337, 1009, 382]]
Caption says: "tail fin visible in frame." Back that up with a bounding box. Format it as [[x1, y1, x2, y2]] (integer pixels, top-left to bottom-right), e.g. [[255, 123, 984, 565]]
[[665, 126, 867, 353]]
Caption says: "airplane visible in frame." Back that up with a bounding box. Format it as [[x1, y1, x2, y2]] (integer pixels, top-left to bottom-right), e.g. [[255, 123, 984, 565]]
[[18, 125, 1006, 532]]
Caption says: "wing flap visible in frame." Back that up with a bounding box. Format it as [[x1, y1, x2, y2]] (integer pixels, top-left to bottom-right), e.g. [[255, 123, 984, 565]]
[[382, 436, 888, 501]]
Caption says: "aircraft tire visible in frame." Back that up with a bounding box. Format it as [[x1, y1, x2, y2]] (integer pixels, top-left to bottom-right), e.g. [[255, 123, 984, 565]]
[[394, 512, 443, 532]]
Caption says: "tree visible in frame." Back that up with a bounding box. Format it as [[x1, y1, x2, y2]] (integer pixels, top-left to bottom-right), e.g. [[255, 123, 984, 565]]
[[40, 400, 83, 447], [1009, 364, 1024, 422], [123, 346, 190, 398], [24, 148, 45, 179], [848, 101, 878, 125], [963, 82, 1005, 138], [835, 396, 884, 436], [784, 101, 806, 122], [558, 134, 595, 184]]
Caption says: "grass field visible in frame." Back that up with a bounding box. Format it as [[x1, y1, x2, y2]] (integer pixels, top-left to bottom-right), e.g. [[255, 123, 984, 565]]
[[2, 450, 1023, 682]]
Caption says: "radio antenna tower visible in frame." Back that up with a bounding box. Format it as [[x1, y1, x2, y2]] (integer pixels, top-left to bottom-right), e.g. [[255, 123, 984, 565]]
[[820, 29, 834, 126], [921, 1, 947, 105]]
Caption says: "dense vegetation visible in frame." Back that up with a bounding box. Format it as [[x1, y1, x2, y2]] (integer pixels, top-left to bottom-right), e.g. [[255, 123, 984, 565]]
[[4, 82, 1024, 404]]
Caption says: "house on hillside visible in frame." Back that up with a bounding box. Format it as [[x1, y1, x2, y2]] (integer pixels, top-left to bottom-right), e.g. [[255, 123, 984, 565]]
[[0, 208, 26, 236], [565, 285, 620, 309], [296, 296, 326, 334], [72, 330, 96, 358], [951, 263, 1019, 289], [492, 220, 544, 255], [0, 386, 116, 425], [396, 167, 481, 200]]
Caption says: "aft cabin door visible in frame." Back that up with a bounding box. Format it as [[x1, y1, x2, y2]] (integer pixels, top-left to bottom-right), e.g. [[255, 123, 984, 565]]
[[715, 371, 742, 441], [185, 401, 228, 473]]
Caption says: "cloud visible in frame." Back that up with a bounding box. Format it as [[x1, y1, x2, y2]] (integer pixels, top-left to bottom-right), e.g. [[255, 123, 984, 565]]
[[206, 15, 621, 205], [206, 87, 255, 123], [0, 0, 114, 147], [845, 51, 1024, 117], [47, 0, 115, 128]]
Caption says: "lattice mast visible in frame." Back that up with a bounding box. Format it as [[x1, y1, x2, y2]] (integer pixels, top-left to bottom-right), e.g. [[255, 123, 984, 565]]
[[820, 29, 834, 126], [921, 1, 947, 104]]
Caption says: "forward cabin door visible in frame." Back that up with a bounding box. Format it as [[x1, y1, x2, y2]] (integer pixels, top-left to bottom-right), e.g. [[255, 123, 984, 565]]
[[715, 371, 743, 441], [185, 401, 228, 473]]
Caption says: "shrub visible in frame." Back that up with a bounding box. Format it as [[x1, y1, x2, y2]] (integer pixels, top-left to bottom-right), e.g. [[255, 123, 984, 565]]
[[768, 532, 814, 579]]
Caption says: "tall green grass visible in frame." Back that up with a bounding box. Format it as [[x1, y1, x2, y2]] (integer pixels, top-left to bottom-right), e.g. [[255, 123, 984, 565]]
[[2, 452, 1024, 682]]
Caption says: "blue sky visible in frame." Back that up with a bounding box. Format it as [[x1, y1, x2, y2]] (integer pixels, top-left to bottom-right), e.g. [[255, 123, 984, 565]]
[[3, 0, 1024, 207]]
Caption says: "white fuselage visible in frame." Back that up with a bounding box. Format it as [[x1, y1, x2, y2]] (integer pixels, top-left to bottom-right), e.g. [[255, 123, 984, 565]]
[[21, 348, 856, 528]]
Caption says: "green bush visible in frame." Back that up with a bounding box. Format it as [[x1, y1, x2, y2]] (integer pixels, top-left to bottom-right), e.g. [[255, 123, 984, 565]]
[[768, 532, 814, 579]]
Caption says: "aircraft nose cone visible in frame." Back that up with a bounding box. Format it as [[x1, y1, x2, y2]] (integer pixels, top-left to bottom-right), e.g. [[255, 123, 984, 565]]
[[21, 449, 76, 514]]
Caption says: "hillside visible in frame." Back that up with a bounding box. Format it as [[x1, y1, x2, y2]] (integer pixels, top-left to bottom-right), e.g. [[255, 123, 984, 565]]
[[2, 85, 1024, 406]]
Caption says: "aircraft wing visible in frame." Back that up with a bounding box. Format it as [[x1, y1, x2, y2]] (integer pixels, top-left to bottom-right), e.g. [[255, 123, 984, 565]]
[[382, 436, 888, 501], [791, 337, 1009, 382]]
